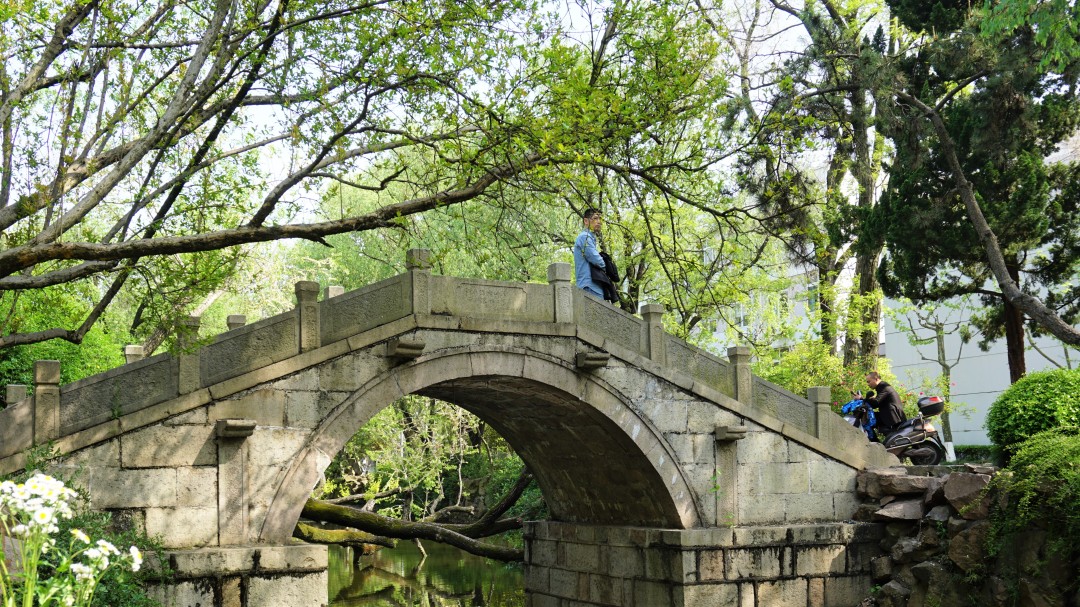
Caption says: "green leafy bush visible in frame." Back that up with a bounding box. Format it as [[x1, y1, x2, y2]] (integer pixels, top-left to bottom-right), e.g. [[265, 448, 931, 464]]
[[754, 340, 910, 411], [988, 426, 1080, 562], [985, 368, 1080, 450]]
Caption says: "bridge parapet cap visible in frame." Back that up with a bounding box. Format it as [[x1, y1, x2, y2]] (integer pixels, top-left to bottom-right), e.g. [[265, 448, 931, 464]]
[[406, 248, 432, 270], [6, 384, 27, 404], [807, 386, 831, 405], [178, 316, 201, 350], [34, 360, 61, 385], [123, 345, 145, 364], [294, 280, 320, 299], [547, 262, 572, 283]]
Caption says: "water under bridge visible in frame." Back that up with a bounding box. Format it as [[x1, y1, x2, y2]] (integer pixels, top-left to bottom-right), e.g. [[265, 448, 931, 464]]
[[0, 249, 897, 606]]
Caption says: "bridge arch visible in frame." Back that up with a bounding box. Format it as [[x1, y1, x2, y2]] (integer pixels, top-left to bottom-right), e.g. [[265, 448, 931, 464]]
[[260, 344, 701, 543]]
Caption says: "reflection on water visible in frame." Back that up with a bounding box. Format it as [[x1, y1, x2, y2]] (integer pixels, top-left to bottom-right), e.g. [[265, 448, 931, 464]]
[[328, 540, 525, 607]]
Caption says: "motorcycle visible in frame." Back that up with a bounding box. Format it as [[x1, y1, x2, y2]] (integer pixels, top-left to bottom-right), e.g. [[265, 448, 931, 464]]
[[843, 395, 948, 465]]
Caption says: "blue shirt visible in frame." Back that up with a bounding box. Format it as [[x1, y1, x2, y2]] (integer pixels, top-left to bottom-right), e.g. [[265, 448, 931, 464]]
[[573, 229, 605, 294]]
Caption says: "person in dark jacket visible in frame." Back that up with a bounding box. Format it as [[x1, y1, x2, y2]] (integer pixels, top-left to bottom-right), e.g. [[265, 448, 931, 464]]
[[863, 371, 906, 436]]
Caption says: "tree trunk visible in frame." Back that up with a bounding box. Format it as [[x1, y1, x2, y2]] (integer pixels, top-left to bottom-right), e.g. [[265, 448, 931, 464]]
[[293, 521, 395, 550], [898, 91, 1080, 347], [301, 499, 524, 562], [1003, 296, 1027, 383], [844, 251, 881, 366]]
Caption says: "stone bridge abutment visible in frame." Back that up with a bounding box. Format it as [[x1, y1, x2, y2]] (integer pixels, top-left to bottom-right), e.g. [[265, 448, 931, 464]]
[[0, 250, 895, 606]]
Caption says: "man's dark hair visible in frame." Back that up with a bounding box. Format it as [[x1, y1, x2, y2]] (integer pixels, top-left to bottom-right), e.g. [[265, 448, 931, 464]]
[[867, 371, 881, 381], [582, 208, 601, 220]]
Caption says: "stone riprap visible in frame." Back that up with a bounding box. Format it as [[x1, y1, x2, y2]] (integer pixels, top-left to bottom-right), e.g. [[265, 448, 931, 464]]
[[853, 465, 1079, 607], [0, 250, 896, 607]]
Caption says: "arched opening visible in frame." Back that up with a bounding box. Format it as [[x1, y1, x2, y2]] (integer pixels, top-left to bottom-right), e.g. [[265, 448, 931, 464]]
[[259, 347, 701, 544]]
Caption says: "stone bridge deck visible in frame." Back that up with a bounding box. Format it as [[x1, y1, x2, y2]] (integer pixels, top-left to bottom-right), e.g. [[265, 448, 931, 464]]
[[0, 249, 895, 607]]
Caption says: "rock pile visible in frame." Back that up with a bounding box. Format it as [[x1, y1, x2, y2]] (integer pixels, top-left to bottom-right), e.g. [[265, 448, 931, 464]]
[[854, 465, 1077, 607]]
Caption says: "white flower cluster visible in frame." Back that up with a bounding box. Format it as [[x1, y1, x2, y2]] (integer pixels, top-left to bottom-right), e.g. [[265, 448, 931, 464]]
[[0, 473, 77, 536], [2, 474, 143, 577], [68, 534, 142, 580]]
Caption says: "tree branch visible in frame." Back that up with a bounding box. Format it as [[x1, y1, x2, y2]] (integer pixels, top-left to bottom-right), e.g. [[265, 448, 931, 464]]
[[301, 499, 523, 562], [897, 91, 1080, 346]]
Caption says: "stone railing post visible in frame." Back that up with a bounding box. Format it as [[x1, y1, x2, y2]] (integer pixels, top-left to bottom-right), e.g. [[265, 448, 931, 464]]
[[640, 303, 667, 366], [808, 386, 833, 439], [178, 316, 201, 394], [727, 346, 752, 405], [226, 315, 247, 330], [406, 249, 432, 315], [295, 281, 321, 353], [33, 361, 60, 444], [123, 345, 144, 364], [325, 285, 344, 299], [6, 384, 27, 406], [548, 262, 573, 324]]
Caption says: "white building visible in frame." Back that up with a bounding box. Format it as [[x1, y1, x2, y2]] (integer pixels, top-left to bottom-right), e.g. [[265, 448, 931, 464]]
[[882, 299, 1077, 446]]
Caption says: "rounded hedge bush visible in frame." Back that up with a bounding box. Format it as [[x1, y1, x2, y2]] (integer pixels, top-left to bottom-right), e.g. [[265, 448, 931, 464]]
[[985, 368, 1080, 450]]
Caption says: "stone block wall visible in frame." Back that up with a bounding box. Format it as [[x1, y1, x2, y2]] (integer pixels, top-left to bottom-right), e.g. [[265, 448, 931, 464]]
[[524, 521, 883, 607], [147, 544, 328, 607]]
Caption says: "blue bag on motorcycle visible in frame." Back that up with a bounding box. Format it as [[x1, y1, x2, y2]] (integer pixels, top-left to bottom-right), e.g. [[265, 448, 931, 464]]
[[840, 399, 876, 440]]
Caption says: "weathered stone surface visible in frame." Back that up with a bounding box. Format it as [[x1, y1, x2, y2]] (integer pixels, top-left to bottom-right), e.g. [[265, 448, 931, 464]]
[[871, 556, 893, 582], [209, 388, 286, 427], [682, 582, 739, 607], [878, 473, 936, 495], [873, 498, 925, 521], [809, 459, 857, 493], [948, 520, 990, 572], [924, 504, 951, 522], [698, 549, 725, 581], [147, 580, 208, 607], [257, 544, 328, 571], [121, 424, 216, 468], [794, 544, 846, 575], [858, 467, 907, 499], [563, 542, 600, 572], [0, 401, 32, 459], [248, 571, 328, 607], [824, 575, 873, 607], [876, 580, 912, 607], [964, 463, 997, 475], [923, 476, 945, 507], [944, 472, 992, 519], [176, 467, 216, 508], [88, 467, 177, 508], [756, 577, 807, 606], [726, 546, 788, 579], [164, 547, 256, 575], [890, 526, 942, 564], [145, 507, 218, 549], [947, 516, 969, 538]]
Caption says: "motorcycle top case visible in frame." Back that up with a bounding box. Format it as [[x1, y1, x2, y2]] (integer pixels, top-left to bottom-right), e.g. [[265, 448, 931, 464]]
[[917, 396, 945, 417]]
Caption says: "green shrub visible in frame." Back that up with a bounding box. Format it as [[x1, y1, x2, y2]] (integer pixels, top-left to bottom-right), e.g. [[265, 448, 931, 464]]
[[953, 444, 1000, 465], [985, 368, 1080, 450], [754, 340, 910, 411], [988, 426, 1080, 561]]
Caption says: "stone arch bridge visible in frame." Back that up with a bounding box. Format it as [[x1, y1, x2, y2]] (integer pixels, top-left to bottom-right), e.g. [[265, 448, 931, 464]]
[[0, 249, 895, 607]]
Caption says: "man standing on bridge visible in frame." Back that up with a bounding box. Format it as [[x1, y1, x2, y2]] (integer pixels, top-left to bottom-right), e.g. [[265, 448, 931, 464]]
[[573, 208, 618, 303]]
